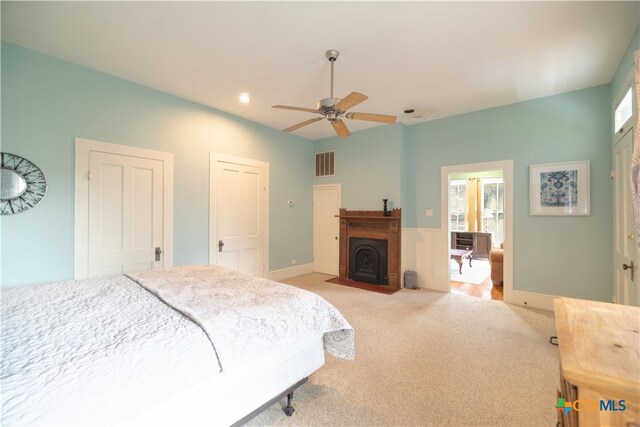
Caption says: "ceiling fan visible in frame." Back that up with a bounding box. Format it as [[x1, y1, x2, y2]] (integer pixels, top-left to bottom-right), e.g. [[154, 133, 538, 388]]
[[272, 49, 397, 138]]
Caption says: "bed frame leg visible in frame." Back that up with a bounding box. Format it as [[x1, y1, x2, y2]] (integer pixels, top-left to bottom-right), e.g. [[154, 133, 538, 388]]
[[283, 391, 295, 416]]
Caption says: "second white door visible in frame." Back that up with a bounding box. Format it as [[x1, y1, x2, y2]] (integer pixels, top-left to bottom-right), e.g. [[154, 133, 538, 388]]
[[210, 154, 268, 277], [613, 128, 637, 306], [313, 184, 341, 275], [88, 151, 164, 277]]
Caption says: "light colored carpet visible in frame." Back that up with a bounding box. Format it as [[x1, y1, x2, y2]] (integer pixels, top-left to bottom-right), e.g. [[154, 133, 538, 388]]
[[450, 259, 491, 285], [248, 273, 558, 427]]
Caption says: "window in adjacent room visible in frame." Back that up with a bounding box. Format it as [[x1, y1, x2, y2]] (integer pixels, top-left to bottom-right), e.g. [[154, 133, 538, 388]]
[[482, 178, 504, 244], [449, 179, 466, 231]]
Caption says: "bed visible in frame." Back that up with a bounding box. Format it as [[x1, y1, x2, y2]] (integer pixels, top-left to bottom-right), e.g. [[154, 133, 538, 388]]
[[0, 265, 355, 426]]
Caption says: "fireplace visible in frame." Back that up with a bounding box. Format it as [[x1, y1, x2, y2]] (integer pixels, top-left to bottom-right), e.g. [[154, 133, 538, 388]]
[[349, 238, 388, 285], [337, 208, 401, 291]]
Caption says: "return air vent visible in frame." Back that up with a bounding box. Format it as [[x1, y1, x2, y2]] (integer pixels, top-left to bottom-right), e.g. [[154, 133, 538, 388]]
[[315, 151, 335, 177]]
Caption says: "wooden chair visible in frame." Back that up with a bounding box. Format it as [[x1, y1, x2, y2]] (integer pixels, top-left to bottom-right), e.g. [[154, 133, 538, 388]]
[[489, 245, 504, 286]]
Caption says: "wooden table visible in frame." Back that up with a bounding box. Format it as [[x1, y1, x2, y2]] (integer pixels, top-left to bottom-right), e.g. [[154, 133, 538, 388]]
[[554, 297, 639, 426], [450, 249, 473, 274]]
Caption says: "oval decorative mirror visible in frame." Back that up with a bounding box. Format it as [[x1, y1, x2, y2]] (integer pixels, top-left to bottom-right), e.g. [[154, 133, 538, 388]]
[[0, 152, 47, 215]]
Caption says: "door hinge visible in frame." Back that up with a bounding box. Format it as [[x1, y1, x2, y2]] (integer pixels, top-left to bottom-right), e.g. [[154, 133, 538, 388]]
[[88, 171, 91, 181]]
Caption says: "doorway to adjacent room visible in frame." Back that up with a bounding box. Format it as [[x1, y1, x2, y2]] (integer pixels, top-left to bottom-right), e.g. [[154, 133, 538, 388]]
[[443, 160, 513, 301]]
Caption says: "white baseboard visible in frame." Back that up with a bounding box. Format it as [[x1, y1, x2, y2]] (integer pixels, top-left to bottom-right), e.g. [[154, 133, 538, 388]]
[[504, 290, 554, 311], [268, 263, 314, 282]]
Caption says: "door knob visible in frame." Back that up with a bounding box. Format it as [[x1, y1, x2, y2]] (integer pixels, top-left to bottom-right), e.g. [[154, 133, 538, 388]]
[[218, 240, 225, 252], [623, 262, 634, 281]]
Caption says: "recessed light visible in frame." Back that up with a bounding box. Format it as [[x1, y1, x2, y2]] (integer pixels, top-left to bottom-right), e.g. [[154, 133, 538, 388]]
[[239, 92, 251, 104]]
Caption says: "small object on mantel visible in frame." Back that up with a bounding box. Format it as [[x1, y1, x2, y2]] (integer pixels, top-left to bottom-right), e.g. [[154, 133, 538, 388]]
[[383, 199, 390, 216]]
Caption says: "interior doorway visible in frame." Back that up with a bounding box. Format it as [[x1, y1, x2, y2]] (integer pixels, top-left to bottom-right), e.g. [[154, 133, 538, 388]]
[[209, 153, 269, 277], [74, 138, 174, 280], [313, 184, 341, 275], [441, 160, 513, 302]]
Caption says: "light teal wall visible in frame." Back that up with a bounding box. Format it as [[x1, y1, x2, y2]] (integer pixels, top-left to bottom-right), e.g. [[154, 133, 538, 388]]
[[400, 128, 416, 227], [1, 42, 313, 288], [409, 86, 612, 300], [313, 123, 406, 213], [611, 25, 639, 105], [314, 85, 613, 302]]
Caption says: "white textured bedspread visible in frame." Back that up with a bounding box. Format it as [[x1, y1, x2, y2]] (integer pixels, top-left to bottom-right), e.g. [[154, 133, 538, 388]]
[[126, 265, 355, 370], [1, 275, 217, 426], [1, 265, 354, 426]]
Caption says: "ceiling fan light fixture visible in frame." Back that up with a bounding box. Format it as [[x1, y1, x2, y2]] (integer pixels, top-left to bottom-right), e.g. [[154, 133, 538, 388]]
[[272, 49, 397, 137]]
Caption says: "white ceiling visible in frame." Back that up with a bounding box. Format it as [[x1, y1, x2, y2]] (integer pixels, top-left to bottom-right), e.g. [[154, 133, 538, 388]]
[[2, 1, 638, 140]]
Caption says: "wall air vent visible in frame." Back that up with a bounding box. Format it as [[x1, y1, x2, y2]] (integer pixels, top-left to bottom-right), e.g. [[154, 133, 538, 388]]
[[315, 151, 335, 177]]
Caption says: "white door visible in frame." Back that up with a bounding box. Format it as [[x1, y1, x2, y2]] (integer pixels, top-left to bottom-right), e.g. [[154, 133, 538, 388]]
[[613, 128, 638, 306], [88, 151, 164, 277], [210, 155, 268, 277], [313, 184, 340, 275]]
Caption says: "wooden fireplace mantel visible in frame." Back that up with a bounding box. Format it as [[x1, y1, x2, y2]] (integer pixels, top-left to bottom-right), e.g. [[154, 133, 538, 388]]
[[337, 208, 401, 290]]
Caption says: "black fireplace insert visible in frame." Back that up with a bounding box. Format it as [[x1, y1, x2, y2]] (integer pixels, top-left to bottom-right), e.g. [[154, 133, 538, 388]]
[[348, 237, 388, 285]]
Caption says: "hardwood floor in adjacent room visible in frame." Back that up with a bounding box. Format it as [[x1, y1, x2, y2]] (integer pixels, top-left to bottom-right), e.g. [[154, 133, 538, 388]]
[[451, 275, 504, 301]]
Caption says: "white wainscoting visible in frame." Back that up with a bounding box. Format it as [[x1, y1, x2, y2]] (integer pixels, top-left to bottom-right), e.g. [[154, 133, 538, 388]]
[[506, 290, 554, 311], [402, 227, 449, 292], [401, 227, 553, 311]]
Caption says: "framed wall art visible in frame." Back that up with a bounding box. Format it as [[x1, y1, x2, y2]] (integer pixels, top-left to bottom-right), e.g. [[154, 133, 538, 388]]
[[530, 160, 590, 216]]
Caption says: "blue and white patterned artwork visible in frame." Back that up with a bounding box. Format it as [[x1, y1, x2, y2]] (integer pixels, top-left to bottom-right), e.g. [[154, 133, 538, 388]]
[[540, 170, 578, 207]]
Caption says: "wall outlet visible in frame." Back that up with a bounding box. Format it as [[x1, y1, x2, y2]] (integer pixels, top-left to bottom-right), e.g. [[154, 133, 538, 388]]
[[425, 209, 433, 217], [291, 259, 297, 265]]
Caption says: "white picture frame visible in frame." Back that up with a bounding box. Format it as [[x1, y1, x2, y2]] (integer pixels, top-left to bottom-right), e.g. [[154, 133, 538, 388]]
[[530, 160, 590, 216]]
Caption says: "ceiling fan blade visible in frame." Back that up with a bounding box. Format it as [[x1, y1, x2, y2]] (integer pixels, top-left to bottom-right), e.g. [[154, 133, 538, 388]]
[[272, 105, 320, 114], [331, 119, 351, 138], [335, 92, 368, 111], [346, 112, 397, 124], [283, 117, 323, 132]]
